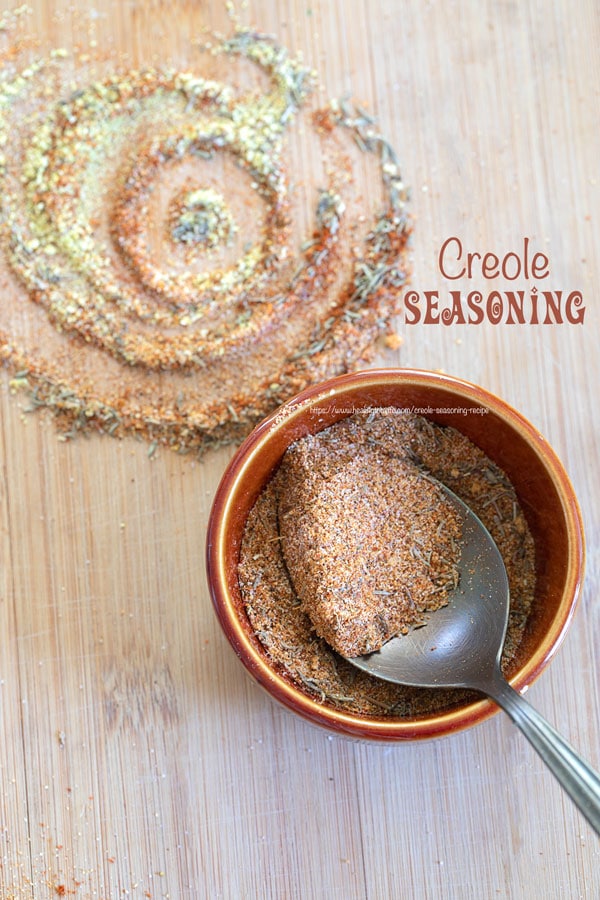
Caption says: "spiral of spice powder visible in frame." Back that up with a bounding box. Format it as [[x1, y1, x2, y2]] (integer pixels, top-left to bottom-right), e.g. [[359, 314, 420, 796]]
[[0, 11, 410, 453]]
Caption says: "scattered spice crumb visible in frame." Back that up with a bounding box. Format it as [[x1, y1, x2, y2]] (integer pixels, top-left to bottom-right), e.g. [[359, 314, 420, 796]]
[[383, 332, 404, 350]]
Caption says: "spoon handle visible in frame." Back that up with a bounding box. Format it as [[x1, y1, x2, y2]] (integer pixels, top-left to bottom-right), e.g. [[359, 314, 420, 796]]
[[487, 674, 600, 836]]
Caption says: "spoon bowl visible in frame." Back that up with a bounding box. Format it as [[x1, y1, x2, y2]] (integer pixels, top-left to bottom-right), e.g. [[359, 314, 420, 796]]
[[348, 485, 600, 835], [350, 488, 510, 690]]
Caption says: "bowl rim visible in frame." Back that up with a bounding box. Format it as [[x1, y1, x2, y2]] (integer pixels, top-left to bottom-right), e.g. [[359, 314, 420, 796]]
[[206, 367, 585, 741]]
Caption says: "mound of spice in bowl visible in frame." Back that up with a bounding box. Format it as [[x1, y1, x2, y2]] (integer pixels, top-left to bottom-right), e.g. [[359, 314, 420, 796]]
[[238, 409, 536, 718], [277, 425, 462, 656]]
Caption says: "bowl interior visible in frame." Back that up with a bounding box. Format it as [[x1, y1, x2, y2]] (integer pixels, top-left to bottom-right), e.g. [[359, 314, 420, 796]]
[[208, 370, 583, 739]]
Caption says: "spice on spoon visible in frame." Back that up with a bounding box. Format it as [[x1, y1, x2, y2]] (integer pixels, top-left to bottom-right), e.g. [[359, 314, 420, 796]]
[[277, 428, 462, 657]]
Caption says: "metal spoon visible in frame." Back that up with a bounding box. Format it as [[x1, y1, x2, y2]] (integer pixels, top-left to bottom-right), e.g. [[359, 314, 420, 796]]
[[348, 486, 600, 835]]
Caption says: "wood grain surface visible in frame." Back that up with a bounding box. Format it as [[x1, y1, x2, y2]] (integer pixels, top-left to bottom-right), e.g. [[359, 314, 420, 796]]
[[0, 1, 598, 897]]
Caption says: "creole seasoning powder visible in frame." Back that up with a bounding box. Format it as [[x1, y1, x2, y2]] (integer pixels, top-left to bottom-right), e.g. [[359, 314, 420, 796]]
[[238, 410, 536, 719], [277, 429, 462, 656]]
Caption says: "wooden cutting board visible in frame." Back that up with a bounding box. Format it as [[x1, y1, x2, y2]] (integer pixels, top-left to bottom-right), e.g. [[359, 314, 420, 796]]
[[0, 1, 598, 897]]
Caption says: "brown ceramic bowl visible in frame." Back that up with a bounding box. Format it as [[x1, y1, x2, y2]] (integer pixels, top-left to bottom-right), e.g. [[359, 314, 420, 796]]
[[206, 369, 584, 741]]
